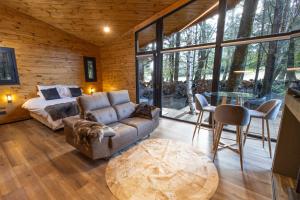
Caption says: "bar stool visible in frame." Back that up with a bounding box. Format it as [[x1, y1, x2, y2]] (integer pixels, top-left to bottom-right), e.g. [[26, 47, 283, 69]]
[[244, 99, 281, 158], [213, 104, 250, 170], [192, 94, 216, 143]]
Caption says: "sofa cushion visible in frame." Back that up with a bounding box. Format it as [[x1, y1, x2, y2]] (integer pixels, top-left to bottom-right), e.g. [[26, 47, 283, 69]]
[[86, 107, 118, 125], [108, 122, 138, 151], [114, 102, 136, 120], [121, 117, 154, 137], [108, 90, 130, 105], [77, 92, 110, 117]]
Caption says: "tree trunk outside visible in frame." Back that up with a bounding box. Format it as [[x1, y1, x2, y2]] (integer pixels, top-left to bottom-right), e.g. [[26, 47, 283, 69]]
[[287, 37, 297, 81], [254, 0, 267, 94], [261, 0, 284, 97], [186, 51, 196, 114], [169, 54, 175, 82], [194, 50, 207, 81], [174, 32, 181, 82], [226, 0, 259, 92]]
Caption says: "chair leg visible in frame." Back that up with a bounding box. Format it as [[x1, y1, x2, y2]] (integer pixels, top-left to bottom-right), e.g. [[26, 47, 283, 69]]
[[262, 119, 265, 148], [212, 122, 219, 151], [266, 120, 272, 158], [213, 123, 223, 161], [243, 117, 252, 145], [212, 113, 215, 144], [237, 126, 244, 171], [197, 111, 204, 135], [192, 111, 202, 141]]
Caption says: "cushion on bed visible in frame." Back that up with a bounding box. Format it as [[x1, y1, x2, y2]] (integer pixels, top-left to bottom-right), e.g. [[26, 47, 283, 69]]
[[37, 84, 81, 98], [69, 87, 82, 97], [41, 88, 61, 100]]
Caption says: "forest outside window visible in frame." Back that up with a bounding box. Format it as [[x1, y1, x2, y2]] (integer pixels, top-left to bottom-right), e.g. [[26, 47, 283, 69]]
[[224, 0, 300, 41], [162, 48, 215, 122], [163, 0, 218, 49]]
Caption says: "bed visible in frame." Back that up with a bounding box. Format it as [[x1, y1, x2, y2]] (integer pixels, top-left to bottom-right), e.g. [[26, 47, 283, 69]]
[[22, 85, 82, 130]]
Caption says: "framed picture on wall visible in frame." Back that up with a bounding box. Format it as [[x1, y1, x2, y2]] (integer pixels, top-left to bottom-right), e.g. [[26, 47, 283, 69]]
[[0, 47, 19, 85], [83, 56, 97, 82]]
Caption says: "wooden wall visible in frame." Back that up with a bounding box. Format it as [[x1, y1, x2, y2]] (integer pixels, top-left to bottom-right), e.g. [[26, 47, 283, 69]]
[[0, 4, 102, 124], [99, 33, 136, 101]]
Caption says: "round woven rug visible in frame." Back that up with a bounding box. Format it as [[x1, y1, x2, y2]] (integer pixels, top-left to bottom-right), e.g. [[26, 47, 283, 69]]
[[105, 139, 219, 200]]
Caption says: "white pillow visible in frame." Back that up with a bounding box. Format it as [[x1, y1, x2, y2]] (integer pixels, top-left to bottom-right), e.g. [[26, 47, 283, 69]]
[[59, 85, 81, 98]]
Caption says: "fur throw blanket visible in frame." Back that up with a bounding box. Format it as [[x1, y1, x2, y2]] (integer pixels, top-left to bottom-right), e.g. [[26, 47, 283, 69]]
[[73, 119, 115, 149], [131, 103, 157, 119], [45, 101, 79, 121]]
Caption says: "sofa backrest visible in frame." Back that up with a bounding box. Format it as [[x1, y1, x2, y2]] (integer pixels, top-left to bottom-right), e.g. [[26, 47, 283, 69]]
[[77, 92, 118, 124], [108, 90, 136, 120]]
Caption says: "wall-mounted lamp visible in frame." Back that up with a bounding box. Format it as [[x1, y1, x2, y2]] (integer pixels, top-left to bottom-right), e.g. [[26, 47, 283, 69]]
[[90, 88, 95, 95], [6, 94, 12, 103]]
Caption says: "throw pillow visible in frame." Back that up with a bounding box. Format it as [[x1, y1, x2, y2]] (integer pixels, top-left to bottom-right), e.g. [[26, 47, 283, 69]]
[[40, 88, 61, 100], [69, 87, 82, 97]]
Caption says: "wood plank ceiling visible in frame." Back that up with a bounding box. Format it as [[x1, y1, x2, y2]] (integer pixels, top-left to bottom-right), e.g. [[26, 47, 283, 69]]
[[0, 0, 179, 46]]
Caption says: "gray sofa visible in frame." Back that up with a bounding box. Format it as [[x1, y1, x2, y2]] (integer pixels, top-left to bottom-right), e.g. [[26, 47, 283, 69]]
[[63, 90, 160, 160]]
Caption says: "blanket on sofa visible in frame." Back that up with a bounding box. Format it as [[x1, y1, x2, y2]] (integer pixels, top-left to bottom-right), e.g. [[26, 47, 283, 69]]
[[131, 103, 157, 119], [73, 119, 115, 149], [45, 101, 79, 121]]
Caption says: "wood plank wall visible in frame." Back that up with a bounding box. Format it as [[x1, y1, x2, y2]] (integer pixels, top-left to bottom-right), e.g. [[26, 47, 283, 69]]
[[99, 33, 136, 101], [0, 4, 102, 124]]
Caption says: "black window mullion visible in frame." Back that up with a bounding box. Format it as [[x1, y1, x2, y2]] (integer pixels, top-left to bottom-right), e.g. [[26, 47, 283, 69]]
[[211, 0, 227, 106], [154, 18, 163, 109]]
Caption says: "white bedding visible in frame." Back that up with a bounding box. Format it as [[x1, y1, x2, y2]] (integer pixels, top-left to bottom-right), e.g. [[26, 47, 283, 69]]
[[22, 97, 78, 130]]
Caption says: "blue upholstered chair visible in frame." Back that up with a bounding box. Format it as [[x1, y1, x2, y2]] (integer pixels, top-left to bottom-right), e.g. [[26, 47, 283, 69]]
[[244, 99, 282, 158]]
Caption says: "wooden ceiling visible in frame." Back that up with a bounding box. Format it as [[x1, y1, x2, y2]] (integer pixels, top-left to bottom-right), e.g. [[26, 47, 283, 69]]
[[0, 0, 179, 46]]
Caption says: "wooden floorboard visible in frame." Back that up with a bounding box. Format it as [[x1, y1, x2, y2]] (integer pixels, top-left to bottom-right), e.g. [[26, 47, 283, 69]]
[[0, 118, 274, 200]]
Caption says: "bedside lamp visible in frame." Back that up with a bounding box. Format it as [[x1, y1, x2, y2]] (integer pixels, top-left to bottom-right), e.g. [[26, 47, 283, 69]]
[[6, 94, 12, 103], [90, 88, 95, 95]]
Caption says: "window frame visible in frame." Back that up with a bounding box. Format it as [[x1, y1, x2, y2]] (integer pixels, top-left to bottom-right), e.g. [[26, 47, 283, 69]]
[[0, 47, 20, 85]]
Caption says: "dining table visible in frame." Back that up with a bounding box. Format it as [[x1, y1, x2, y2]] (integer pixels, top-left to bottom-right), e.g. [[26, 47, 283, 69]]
[[205, 91, 255, 106]]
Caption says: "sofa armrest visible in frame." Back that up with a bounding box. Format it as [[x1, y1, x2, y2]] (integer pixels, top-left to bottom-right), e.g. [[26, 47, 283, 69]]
[[151, 107, 160, 119]]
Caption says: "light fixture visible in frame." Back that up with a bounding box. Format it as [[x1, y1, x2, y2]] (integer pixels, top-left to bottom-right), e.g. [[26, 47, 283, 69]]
[[103, 26, 110, 33], [287, 67, 300, 71], [233, 70, 251, 74], [6, 94, 12, 103], [90, 88, 95, 95]]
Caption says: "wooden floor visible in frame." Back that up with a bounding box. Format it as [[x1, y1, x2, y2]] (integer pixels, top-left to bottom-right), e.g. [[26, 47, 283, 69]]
[[0, 118, 275, 200]]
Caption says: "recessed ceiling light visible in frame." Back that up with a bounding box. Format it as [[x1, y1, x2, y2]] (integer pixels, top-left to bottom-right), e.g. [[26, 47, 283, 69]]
[[103, 26, 110, 33]]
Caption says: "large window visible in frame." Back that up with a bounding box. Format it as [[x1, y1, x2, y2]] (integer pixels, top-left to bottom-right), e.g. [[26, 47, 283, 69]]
[[224, 0, 300, 41], [135, 0, 300, 140], [162, 49, 215, 122], [137, 23, 156, 52], [163, 0, 218, 48], [137, 55, 155, 105], [219, 39, 300, 137]]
